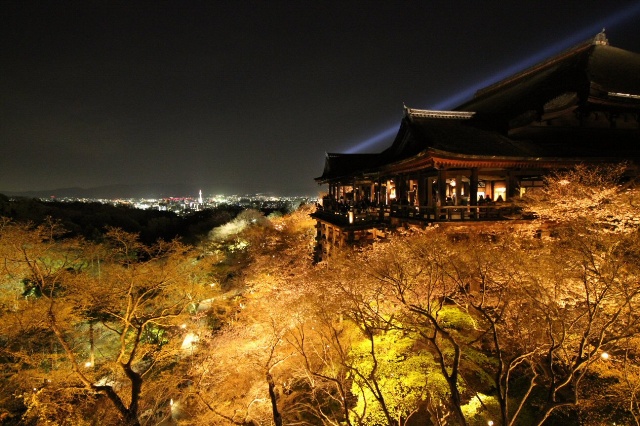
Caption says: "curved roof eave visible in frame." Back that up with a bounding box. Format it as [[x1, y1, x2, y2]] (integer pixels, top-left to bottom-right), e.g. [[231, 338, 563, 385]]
[[374, 147, 629, 175]]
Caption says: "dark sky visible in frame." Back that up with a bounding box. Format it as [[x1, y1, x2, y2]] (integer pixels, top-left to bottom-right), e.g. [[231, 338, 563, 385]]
[[2, 1, 640, 196]]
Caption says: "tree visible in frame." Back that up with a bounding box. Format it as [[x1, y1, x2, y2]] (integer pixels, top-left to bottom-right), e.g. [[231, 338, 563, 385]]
[[0, 220, 210, 425], [313, 162, 640, 425], [349, 231, 486, 426], [188, 206, 318, 425], [4, 178, 639, 425]]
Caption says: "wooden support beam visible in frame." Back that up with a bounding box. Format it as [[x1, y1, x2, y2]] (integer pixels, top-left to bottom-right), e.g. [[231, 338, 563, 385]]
[[470, 168, 478, 207]]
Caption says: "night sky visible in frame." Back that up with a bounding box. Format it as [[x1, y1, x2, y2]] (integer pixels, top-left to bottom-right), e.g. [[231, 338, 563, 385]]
[[3, 1, 640, 196]]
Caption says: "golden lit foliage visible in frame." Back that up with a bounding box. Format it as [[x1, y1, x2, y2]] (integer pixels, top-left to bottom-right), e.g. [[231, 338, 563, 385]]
[[3, 185, 640, 426], [0, 220, 213, 425]]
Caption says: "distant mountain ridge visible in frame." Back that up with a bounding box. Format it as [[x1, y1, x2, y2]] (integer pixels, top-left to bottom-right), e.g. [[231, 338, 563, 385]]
[[0, 183, 206, 199]]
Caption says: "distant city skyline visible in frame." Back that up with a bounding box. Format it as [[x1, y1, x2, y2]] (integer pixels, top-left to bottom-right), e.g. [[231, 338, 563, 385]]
[[0, 182, 317, 200], [26, 191, 313, 217], [2, 1, 640, 195]]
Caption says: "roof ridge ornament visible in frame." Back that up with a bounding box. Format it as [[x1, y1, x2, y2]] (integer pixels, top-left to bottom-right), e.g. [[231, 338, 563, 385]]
[[473, 32, 608, 101], [593, 29, 609, 45]]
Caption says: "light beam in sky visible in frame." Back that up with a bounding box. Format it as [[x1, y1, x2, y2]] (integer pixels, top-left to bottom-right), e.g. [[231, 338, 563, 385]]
[[344, 1, 640, 154]]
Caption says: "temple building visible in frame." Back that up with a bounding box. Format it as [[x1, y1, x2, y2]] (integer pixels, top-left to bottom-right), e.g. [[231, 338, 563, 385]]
[[313, 32, 640, 260]]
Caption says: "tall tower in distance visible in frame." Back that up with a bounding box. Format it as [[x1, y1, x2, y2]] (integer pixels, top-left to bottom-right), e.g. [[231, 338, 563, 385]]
[[198, 189, 203, 205]]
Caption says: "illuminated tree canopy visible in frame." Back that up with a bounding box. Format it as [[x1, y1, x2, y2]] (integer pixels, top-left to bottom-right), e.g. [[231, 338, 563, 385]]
[[2, 170, 640, 425]]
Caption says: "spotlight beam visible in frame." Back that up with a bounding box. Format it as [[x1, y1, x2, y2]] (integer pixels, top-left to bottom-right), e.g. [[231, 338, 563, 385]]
[[344, 2, 640, 154]]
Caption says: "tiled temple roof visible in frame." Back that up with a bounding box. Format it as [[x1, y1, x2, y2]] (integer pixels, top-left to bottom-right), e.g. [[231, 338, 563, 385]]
[[316, 32, 640, 184], [457, 32, 640, 124], [315, 153, 380, 181]]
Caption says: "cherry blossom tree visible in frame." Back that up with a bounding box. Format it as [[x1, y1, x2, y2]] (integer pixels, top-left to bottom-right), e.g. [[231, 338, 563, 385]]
[[0, 221, 210, 425]]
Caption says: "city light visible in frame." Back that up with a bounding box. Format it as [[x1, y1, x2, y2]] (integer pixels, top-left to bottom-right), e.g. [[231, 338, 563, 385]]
[[39, 193, 313, 217]]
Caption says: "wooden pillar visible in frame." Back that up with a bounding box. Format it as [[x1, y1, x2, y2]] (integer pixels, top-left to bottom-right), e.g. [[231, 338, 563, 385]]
[[417, 173, 426, 207], [455, 174, 462, 206], [504, 173, 510, 201], [437, 170, 446, 205], [353, 178, 357, 203], [378, 177, 385, 221], [507, 172, 519, 200], [427, 177, 434, 207], [470, 168, 478, 206]]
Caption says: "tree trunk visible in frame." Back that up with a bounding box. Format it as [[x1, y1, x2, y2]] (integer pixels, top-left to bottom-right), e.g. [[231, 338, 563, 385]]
[[122, 363, 142, 425], [266, 372, 282, 426], [89, 321, 95, 367]]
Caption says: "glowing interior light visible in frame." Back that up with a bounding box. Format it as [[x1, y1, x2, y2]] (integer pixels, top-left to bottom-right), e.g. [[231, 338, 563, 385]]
[[181, 332, 199, 350], [601, 352, 610, 360]]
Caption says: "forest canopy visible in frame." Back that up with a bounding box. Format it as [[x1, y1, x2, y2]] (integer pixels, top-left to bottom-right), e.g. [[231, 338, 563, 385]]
[[1, 167, 640, 425]]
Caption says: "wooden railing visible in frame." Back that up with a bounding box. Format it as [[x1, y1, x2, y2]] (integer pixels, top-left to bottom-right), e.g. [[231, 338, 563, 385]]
[[392, 204, 521, 221], [314, 203, 521, 225]]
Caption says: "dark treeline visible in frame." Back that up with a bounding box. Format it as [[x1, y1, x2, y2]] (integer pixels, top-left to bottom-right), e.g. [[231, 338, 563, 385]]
[[0, 194, 246, 244]]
